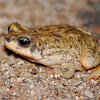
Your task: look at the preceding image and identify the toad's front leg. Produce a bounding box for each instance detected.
[60,55,75,78]
[81,47,100,69]
[81,47,100,79]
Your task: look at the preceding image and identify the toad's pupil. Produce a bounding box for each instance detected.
[20,39,29,45]
[18,37,30,47]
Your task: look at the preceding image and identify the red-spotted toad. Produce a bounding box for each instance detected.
[4,22,100,79]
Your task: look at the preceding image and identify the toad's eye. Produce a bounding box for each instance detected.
[18,37,30,47]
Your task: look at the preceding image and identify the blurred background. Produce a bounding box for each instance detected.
[0,0,100,37]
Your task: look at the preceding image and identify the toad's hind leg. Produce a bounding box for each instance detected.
[61,56,75,78]
[81,47,100,69]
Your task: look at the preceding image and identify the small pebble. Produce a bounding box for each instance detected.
[79,86,83,89]
[17,60,24,65]
[30,85,34,89]
[7,88,16,94]
[76,74,81,79]
[84,90,94,98]
[76,96,79,100]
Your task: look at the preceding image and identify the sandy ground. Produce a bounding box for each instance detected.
[0,0,100,100]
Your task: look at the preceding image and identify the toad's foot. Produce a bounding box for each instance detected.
[81,48,100,69]
[61,58,75,78]
[87,65,100,80]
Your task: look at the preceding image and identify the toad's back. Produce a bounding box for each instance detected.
[28,24,98,53]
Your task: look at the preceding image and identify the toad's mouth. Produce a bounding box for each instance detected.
[4,40,42,63]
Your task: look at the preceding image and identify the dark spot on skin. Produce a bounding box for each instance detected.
[58,26,63,29]
[30,44,37,52]
[31,37,36,43]
[65,26,76,33]
[54,38,60,43]
[34,36,39,39]
[54,34,62,37]
[67,24,75,29]
[39,28,44,31]
[37,48,41,51]
[39,42,41,46]
[49,31,54,34]
[34,30,37,32]
[5,37,12,42]
[37,48,44,57]
[64,30,69,33]
[14,35,18,37]
[75,45,78,49]
[69,36,73,40]
[40,49,43,56]
[98,51,100,55]
[44,28,49,31]
[51,46,55,48]
[57,45,60,48]
[44,42,47,45]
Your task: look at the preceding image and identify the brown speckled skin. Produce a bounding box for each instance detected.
[4,22,100,78]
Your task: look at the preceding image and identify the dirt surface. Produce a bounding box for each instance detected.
[0,0,100,100]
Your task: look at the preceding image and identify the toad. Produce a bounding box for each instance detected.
[4,22,100,79]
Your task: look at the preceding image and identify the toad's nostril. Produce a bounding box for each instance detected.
[5,37,12,42]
